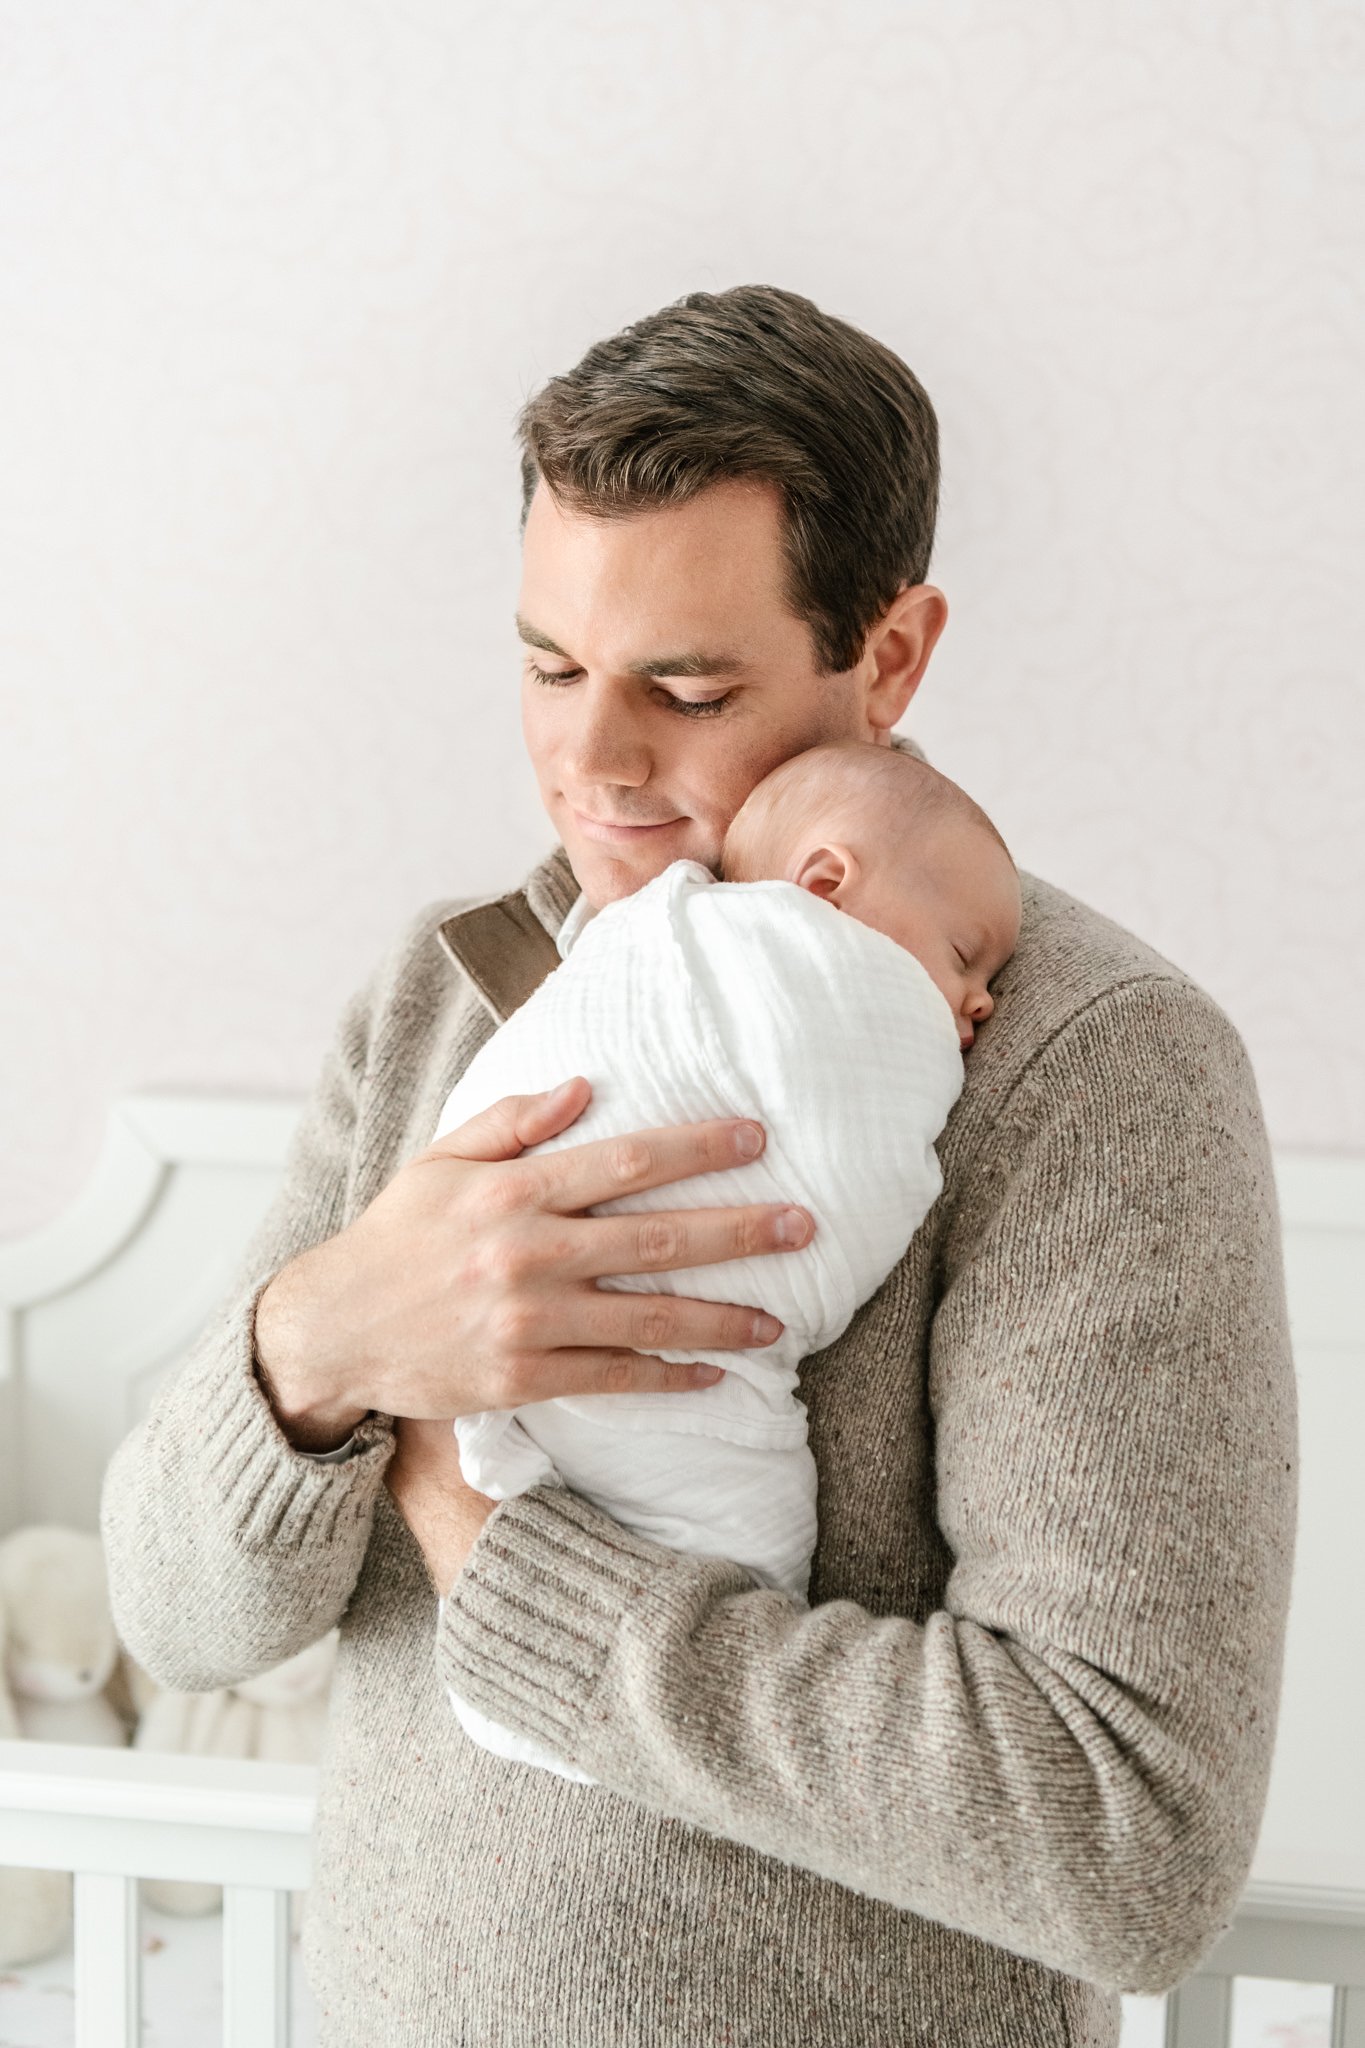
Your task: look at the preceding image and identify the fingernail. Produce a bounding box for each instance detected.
[733,1121,763,1159]
[694,1365,724,1384]
[751,1312,783,1344]
[775,1209,810,1245]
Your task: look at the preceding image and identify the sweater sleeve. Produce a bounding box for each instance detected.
[435,975,1298,1997]
[96,912,437,1692]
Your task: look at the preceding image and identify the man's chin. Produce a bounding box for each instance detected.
[567,833,715,908]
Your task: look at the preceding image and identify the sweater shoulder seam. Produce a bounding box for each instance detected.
[993,967,1221,1124]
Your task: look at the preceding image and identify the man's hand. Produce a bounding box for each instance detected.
[384,1417,498,1597]
[252,1075,815,1445]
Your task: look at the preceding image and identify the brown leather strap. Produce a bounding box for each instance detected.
[436,892,563,1023]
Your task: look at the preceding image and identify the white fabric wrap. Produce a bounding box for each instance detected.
[433,857,964,1618]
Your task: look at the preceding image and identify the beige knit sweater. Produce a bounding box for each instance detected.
[99,737,1298,2047]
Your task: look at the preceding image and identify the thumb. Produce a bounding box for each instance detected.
[429,1076,591,1164]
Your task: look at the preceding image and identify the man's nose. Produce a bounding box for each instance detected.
[566,685,652,785]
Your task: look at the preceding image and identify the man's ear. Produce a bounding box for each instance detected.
[792,842,860,906]
[861,584,948,732]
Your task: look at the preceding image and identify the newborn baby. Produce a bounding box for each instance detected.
[434,739,1022,1782]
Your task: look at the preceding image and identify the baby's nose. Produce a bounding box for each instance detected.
[969,987,994,1023]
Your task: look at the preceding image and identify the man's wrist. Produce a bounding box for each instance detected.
[252,1261,371,1454]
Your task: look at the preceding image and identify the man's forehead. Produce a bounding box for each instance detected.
[518,478,799,643]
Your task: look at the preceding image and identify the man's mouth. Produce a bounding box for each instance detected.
[571,809,682,842]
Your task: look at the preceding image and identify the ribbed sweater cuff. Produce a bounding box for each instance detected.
[176,1276,396,1552]
[435,1486,698,1759]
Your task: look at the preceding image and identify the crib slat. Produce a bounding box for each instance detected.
[1334,1984,1365,2048]
[1163,1971,1232,2048]
[223,1882,291,2047]
[73,1870,140,2048]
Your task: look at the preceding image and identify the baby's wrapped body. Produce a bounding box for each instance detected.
[432,856,965,1779]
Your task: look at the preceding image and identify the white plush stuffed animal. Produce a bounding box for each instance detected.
[0,1526,128,1747]
[0,1527,132,1970]
[0,1593,76,1968]
[136,1629,338,1925]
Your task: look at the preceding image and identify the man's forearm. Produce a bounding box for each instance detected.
[101,1271,392,1693]
[252,1253,373,1452]
[385,1418,498,1594]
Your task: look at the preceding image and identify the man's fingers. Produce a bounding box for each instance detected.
[578,1286,781,1358]
[548,1202,813,1280]
[421,1078,592,1165]
[417,1098,769,1231]
[529,1115,767,1214]
[512,1347,726,1400]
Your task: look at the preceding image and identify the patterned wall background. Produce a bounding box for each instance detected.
[1,0,1360,1238]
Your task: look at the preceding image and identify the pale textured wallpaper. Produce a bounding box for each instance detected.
[1,0,1360,1237]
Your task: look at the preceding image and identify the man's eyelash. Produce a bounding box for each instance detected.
[525,660,733,718]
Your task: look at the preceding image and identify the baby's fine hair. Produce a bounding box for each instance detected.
[723,739,1014,880]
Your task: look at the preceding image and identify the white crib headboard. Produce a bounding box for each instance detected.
[0,1094,1360,1897]
[0,1095,302,1538]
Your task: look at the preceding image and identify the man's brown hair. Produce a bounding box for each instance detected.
[514,284,939,676]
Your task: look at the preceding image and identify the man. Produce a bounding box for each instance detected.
[101,284,1297,2047]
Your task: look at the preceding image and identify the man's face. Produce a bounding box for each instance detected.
[516,478,910,909]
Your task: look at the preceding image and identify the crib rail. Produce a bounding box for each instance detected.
[0,1736,313,2047]
[3,1739,1365,2047]
[1165,1881,1365,2047]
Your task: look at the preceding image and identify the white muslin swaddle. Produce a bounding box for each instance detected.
[434,857,964,1781]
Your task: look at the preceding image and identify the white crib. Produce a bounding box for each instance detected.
[0,1094,1361,2046]
[0,1741,311,2045]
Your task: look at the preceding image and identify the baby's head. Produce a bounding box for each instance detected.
[721,741,1022,1052]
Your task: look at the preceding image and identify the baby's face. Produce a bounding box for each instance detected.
[838,818,1021,1051]
[721,747,1022,1052]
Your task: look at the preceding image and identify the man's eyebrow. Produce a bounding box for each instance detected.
[515,616,570,658]
[515,614,747,679]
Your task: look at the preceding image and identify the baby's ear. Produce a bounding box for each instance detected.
[792,843,857,905]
